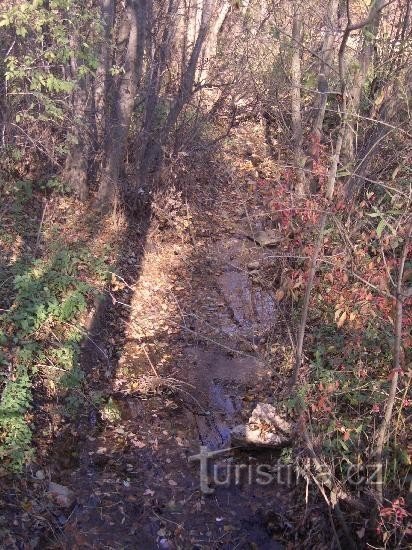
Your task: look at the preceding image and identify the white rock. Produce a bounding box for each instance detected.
[231,403,292,448]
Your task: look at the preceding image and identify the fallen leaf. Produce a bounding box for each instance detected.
[337,310,347,328]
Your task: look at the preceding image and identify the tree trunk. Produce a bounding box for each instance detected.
[137,0,175,185]
[98,0,145,206]
[341,0,386,165]
[312,0,339,135]
[166,0,213,130]
[197,0,230,84]
[291,3,307,196]
[346,81,400,197]
[95,0,116,148]
[138,0,213,184]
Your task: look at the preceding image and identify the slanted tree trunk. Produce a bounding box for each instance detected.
[341,0,386,165]
[98,0,145,206]
[186,0,204,53]
[197,0,230,84]
[326,0,389,199]
[165,0,213,131]
[291,3,307,196]
[347,77,405,197]
[138,0,213,184]
[0,47,7,150]
[137,0,176,185]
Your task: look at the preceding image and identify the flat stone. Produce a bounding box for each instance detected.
[249,229,282,247]
[247,260,260,270]
[231,403,292,448]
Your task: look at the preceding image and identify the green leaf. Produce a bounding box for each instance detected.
[272,27,280,40]
[376,218,386,238]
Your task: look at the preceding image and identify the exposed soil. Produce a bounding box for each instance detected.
[1,124,327,549]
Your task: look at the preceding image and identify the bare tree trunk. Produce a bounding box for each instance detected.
[341,0,386,165]
[325,0,389,199]
[240,0,250,16]
[347,87,397,197]
[138,0,213,184]
[0,46,8,150]
[98,0,145,206]
[137,0,176,184]
[291,3,307,196]
[313,0,339,134]
[166,0,212,129]
[95,0,116,147]
[355,67,411,197]
[186,0,204,50]
[373,222,412,503]
[197,0,230,84]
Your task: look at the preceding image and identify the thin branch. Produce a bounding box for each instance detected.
[34,199,48,258]
[373,221,412,503]
[292,212,327,386]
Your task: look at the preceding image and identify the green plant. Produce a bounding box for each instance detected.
[100,397,122,424]
[0,349,34,473]
[0,244,108,472]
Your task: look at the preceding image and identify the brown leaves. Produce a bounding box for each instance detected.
[336,309,347,328]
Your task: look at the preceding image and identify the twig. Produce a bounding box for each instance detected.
[34,199,48,257]
[303,424,367,500]
[141,342,159,377]
[373,221,412,503]
[292,212,327,386]
[323,107,412,138]
[307,469,342,550]
[9,123,61,167]
[63,321,111,364]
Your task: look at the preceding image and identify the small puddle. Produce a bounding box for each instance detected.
[186,347,267,450]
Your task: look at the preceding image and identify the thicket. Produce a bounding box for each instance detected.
[0,0,410,547]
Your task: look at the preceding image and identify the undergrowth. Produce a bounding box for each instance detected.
[0,245,109,473]
[262,168,411,545]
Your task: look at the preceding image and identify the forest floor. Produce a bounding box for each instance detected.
[1,123,346,549]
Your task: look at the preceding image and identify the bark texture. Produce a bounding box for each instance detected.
[98,0,145,205]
